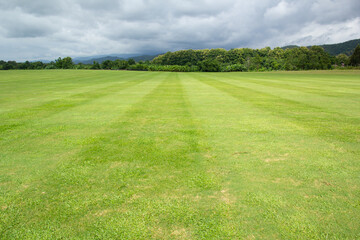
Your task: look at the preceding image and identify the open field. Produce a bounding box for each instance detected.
[0,70,359,239]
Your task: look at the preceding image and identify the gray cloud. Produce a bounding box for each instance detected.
[0,0,67,16]
[0,0,359,61]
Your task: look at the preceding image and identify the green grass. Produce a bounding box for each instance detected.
[0,70,359,239]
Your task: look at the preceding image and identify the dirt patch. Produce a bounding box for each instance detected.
[289,178,302,186]
[94,209,111,217]
[110,161,127,168]
[232,151,249,156]
[264,153,289,163]
[194,195,201,201]
[152,227,164,239]
[128,193,142,202]
[220,189,233,205]
[170,228,189,239]
[209,188,235,205]
[304,194,319,199]
[314,179,332,187]
[272,177,302,186]
[245,235,256,240]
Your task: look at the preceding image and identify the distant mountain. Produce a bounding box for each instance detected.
[282,39,360,56]
[321,39,360,56]
[74,56,124,64]
[131,54,162,62]
[73,53,161,64]
[280,45,299,50]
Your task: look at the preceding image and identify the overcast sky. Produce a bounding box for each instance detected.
[1,0,360,61]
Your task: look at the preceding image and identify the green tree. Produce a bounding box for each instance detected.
[349,45,360,66]
[55,57,74,69]
[198,59,221,72]
[101,60,113,69]
[114,60,129,70]
[55,57,63,69]
[308,46,331,69]
[19,61,31,69]
[335,54,349,66]
[62,57,74,69]
[91,61,101,69]
[127,58,136,65]
[3,61,16,70]
[30,61,45,69]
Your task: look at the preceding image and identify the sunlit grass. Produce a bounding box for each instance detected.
[0,70,359,239]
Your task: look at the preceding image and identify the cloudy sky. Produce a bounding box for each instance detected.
[1,0,360,61]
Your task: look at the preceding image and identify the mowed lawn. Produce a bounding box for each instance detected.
[0,70,359,239]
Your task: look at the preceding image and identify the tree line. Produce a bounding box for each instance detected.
[152,45,360,72]
[1,45,359,72]
[0,57,138,70]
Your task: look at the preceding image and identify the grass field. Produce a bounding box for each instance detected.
[0,70,359,239]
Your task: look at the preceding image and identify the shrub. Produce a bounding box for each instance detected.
[198,59,221,72]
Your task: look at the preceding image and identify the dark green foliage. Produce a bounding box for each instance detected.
[101,60,113,69]
[18,61,31,69]
[112,59,129,70]
[282,39,360,56]
[2,61,16,70]
[198,59,221,72]
[335,54,349,66]
[130,54,160,62]
[45,64,57,69]
[222,64,247,72]
[0,60,46,70]
[152,46,334,71]
[91,61,101,69]
[147,64,199,72]
[55,57,74,69]
[126,63,148,71]
[309,46,332,69]
[321,39,360,56]
[75,63,85,69]
[349,45,360,66]
[29,61,45,69]
[127,58,136,65]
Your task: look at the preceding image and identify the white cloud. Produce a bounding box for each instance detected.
[283,17,360,46]
[264,1,297,21]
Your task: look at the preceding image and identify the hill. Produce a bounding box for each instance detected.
[73,54,161,64]
[321,39,360,56]
[131,54,162,62]
[282,39,360,56]
[74,56,125,64]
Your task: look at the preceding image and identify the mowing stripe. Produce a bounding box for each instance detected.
[0,73,164,182]
[0,71,151,115]
[182,72,360,239]
[1,73,228,239]
[221,75,360,98]
[0,73,166,238]
[1,71,359,239]
[209,74,360,118]
[0,73,159,135]
[193,74,360,145]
